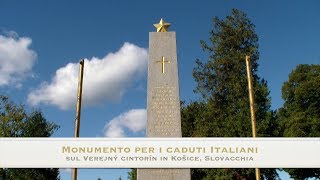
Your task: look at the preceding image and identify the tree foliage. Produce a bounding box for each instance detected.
[279,64,320,137]
[0,95,60,180]
[181,9,279,179]
[128,168,137,180]
[278,64,320,179]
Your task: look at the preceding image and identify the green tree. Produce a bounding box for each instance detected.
[0,95,60,180]
[278,64,320,179]
[181,9,279,179]
[128,168,137,180]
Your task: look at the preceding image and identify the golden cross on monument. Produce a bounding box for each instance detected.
[153,18,171,32]
[156,56,171,74]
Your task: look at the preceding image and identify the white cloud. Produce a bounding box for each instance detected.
[0,31,37,86]
[27,42,148,110]
[104,109,147,137]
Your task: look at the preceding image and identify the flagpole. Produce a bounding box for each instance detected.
[245,55,261,180]
[72,59,84,180]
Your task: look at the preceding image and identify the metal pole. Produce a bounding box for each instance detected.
[245,55,261,180]
[72,59,84,180]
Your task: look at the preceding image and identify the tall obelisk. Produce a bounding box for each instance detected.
[137,19,191,180]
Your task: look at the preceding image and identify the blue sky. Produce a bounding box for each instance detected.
[1,0,319,179]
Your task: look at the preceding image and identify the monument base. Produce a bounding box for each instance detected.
[138,169,191,180]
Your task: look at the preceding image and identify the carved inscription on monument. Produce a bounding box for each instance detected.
[150,86,180,136]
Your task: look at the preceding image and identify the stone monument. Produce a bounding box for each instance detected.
[137,19,191,180]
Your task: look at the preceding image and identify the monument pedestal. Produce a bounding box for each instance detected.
[137,27,191,180]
